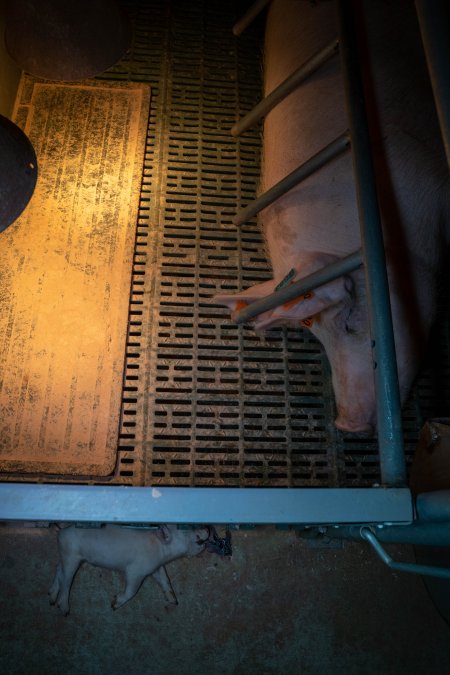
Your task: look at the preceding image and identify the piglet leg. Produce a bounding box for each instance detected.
[51,556,82,616]
[48,563,62,605]
[152,565,178,605]
[112,565,146,610]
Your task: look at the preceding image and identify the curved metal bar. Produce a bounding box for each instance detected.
[361,527,450,580]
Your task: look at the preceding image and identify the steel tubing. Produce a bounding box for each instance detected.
[234,132,350,225]
[233,249,362,325]
[232,0,271,36]
[231,39,340,137]
[337,1,406,487]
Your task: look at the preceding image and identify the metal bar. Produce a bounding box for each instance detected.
[337,1,406,487]
[361,528,450,580]
[0,484,413,525]
[232,0,271,37]
[233,249,362,325]
[311,521,450,547]
[416,490,450,522]
[231,39,340,137]
[234,132,350,225]
[415,0,450,169]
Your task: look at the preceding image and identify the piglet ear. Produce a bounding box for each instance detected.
[156,524,172,544]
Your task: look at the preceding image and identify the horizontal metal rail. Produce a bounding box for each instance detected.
[338,0,406,487]
[231,39,340,137]
[415,0,450,169]
[233,249,362,324]
[234,132,350,225]
[0,484,413,525]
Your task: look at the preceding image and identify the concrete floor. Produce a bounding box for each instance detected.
[1,525,450,674]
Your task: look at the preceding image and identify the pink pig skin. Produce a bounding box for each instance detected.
[215,0,450,433]
[49,524,209,615]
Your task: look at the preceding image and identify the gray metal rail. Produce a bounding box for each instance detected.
[337,0,406,487]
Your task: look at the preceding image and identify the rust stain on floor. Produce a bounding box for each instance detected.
[0,75,150,476]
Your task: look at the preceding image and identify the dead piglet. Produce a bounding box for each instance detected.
[48,523,209,615]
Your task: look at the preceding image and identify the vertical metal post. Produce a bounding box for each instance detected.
[337,1,406,486]
[415,0,450,170]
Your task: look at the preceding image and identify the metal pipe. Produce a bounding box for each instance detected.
[233,249,362,325]
[416,490,450,522]
[234,132,350,225]
[337,1,406,487]
[231,40,340,137]
[415,0,450,169]
[313,521,450,547]
[232,0,271,37]
[361,528,450,580]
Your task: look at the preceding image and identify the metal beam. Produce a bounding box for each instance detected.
[337,1,406,487]
[0,484,413,525]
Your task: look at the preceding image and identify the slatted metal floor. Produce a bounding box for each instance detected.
[3,0,449,488]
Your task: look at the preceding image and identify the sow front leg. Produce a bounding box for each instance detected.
[152,565,178,605]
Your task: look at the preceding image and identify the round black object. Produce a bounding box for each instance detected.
[4,0,131,81]
[0,115,38,233]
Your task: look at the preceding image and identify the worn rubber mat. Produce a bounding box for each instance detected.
[0,75,150,475]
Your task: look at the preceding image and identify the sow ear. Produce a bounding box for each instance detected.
[255,275,354,330]
[213,270,353,331]
[213,278,278,322]
[156,525,172,544]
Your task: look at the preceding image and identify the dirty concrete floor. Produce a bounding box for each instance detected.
[0,525,449,674]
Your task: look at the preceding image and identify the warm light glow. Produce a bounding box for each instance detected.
[0,76,150,475]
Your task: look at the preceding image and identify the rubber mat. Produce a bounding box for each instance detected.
[0,76,150,475]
